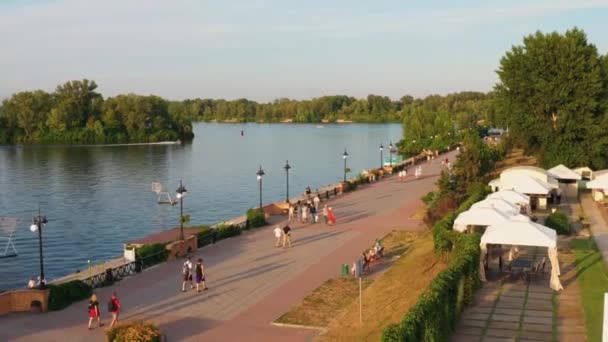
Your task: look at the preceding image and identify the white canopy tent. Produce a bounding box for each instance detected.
[501,175,553,195]
[487,190,531,213]
[586,174,608,190]
[453,207,513,233]
[479,218,562,291]
[547,164,582,181]
[471,198,521,216]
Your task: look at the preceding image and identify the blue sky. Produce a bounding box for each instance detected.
[1,0,607,101]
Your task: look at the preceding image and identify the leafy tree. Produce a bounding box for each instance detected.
[494,28,608,168]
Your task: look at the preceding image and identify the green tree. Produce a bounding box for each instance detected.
[495,28,607,168]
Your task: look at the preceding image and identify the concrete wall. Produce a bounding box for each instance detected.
[166,235,197,260]
[0,289,50,316]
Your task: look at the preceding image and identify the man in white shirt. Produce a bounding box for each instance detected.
[313,195,320,211]
[273,226,283,247]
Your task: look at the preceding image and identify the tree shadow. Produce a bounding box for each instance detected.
[158,316,222,341]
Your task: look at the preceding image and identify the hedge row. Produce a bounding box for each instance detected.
[431,182,489,253]
[382,183,488,341]
[136,243,169,267]
[48,280,92,311]
[246,208,267,228]
[382,234,481,341]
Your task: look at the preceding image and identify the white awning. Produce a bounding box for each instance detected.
[453,207,512,232]
[501,175,553,195]
[480,218,557,248]
[471,198,520,216]
[587,174,608,190]
[487,190,530,205]
[548,164,582,180]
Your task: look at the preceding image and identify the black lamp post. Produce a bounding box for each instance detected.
[176,180,187,240]
[30,208,48,289]
[256,165,265,209]
[389,141,394,167]
[284,160,291,202]
[342,149,349,182]
[379,143,384,169]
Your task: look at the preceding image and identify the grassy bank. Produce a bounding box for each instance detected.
[319,231,446,341]
[572,238,608,341]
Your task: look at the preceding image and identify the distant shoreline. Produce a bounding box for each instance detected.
[1,141,182,148]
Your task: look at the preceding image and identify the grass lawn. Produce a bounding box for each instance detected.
[318,231,446,341]
[274,230,418,328]
[572,238,608,341]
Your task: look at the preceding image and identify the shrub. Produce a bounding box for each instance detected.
[342,181,358,192]
[381,234,481,341]
[246,208,267,228]
[196,225,214,247]
[136,243,169,267]
[214,224,241,241]
[106,321,163,342]
[48,280,92,311]
[545,211,570,235]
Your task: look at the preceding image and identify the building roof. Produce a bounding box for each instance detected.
[547,164,582,180]
[481,217,556,248]
[487,190,530,205]
[453,207,512,232]
[502,175,553,195]
[471,198,520,216]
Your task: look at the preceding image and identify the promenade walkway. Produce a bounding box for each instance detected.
[0,151,456,342]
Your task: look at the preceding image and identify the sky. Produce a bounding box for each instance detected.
[1,0,607,102]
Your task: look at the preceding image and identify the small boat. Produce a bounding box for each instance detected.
[316,125,324,128]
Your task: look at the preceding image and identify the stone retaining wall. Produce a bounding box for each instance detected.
[0,289,50,316]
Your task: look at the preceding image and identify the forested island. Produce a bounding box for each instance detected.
[0,80,194,144]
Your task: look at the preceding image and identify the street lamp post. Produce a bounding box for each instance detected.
[256,165,265,209]
[379,143,384,169]
[342,149,349,182]
[284,160,291,203]
[30,208,48,288]
[389,141,394,167]
[176,180,187,241]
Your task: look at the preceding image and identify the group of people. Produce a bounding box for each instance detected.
[288,194,336,226]
[27,276,46,289]
[87,292,121,330]
[181,256,207,293]
[273,224,293,248]
[352,240,384,276]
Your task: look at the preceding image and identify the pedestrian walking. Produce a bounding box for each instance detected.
[301,204,308,223]
[108,292,121,328]
[327,207,336,225]
[310,205,318,223]
[313,194,320,211]
[322,204,329,224]
[195,258,208,292]
[288,204,295,222]
[282,225,292,248]
[87,294,103,330]
[181,257,193,292]
[274,225,283,247]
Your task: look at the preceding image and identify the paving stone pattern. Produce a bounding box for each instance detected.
[452,245,586,342]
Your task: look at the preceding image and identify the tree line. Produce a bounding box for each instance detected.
[0,80,194,144]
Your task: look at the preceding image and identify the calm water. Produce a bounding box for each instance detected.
[0,123,401,290]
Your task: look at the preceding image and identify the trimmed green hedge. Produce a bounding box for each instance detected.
[48,280,92,311]
[545,211,570,235]
[246,208,267,228]
[214,224,241,240]
[136,243,169,266]
[382,183,488,340]
[382,230,481,341]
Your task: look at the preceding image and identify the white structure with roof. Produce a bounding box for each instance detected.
[471,198,521,216]
[453,207,513,233]
[547,164,581,199]
[587,174,608,202]
[489,166,557,210]
[479,217,562,291]
[487,190,531,214]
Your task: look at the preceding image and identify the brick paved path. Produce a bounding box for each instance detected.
[452,244,586,342]
[0,152,455,342]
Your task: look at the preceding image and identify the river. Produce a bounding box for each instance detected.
[0,123,402,290]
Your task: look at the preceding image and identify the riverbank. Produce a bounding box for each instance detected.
[0,149,456,342]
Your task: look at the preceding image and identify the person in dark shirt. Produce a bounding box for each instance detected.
[282,225,292,248]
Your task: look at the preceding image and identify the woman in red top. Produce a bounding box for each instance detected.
[108,292,121,328]
[87,294,103,330]
[108,292,120,329]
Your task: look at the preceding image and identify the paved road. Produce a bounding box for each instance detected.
[0,151,456,342]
